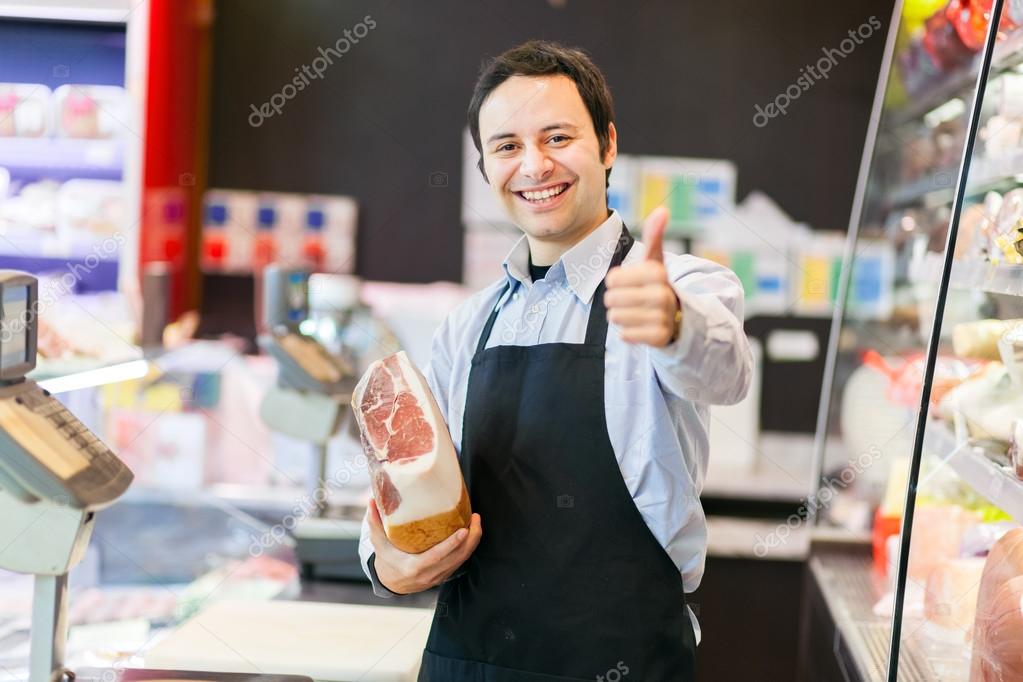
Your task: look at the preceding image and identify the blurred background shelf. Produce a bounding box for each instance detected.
[884,30,1023,131]
[910,252,1023,298]
[0,137,123,181]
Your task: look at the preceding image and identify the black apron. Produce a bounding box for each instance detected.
[419,227,697,681]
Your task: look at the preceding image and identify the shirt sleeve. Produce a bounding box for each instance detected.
[649,254,754,406]
[358,314,456,594]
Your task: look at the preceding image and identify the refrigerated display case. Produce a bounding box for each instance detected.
[807,0,1023,679]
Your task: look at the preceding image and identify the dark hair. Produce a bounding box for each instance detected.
[467,40,615,186]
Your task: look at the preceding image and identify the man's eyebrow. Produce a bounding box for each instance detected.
[485,122,580,145]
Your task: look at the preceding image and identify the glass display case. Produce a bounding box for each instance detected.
[809,0,1023,679]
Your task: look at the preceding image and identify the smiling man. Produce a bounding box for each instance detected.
[359,40,753,681]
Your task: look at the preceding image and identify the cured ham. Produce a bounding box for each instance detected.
[353,351,470,553]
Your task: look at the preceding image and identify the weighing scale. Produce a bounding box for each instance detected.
[257,266,364,580]
[0,270,312,682]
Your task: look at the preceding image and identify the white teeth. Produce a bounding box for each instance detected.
[521,184,567,202]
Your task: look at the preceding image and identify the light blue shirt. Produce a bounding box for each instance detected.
[360,210,754,641]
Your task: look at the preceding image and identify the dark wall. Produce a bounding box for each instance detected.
[208,0,895,284]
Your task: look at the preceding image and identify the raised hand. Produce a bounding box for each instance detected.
[604,206,682,347]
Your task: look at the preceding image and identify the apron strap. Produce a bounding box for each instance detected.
[475,283,511,356]
[474,224,635,354]
[584,226,634,346]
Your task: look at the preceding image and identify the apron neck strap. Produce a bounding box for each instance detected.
[475,224,635,354]
[584,225,634,346]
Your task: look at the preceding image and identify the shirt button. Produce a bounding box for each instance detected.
[530,305,540,313]
[513,293,520,300]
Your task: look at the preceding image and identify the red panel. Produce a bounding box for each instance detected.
[141,0,210,319]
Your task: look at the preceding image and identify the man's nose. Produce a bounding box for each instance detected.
[519,144,554,183]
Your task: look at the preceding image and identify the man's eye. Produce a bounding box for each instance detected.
[496,143,517,153]
[548,135,569,144]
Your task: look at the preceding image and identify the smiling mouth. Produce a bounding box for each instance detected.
[515,182,572,205]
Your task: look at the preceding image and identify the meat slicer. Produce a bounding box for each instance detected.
[257,265,365,580]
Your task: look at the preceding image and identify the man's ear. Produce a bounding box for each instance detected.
[604,122,618,168]
[477,157,490,184]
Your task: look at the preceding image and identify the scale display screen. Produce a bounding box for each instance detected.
[0,286,28,371]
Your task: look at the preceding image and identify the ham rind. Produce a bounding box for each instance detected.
[353,351,470,553]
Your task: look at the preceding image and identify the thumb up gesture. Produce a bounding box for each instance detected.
[604,206,682,347]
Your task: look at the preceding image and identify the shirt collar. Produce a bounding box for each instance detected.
[501,210,626,305]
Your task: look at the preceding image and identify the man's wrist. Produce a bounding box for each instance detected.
[368,552,405,596]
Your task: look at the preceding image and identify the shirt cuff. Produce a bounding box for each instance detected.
[367,553,403,598]
[652,290,700,364]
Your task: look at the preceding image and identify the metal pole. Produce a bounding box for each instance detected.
[30,573,68,682]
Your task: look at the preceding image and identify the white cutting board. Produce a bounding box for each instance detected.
[144,600,433,682]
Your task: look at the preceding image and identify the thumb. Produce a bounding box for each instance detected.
[642,206,669,263]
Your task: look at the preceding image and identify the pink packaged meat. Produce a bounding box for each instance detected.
[353,351,470,553]
[970,528,1023,681]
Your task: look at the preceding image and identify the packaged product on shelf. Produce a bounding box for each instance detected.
[0,83,50,137]
[923,4,976,71]
[907,505,982,582]
[249,193,306,270]
[954,193,1001,261]
[52,84,129,140]
[201,189,257,273]
[1010,419,1023,478]
[994,221,1023,264]
[56,178,126,241]
[990,188,1023,263]
[308,194,357,274]
[938,362,1023,449]
[923,556,985,637]
[0,179,59,233]
[953,319,1023,360]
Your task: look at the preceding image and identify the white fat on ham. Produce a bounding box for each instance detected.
[352,351,469,550]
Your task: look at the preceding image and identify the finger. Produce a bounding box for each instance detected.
[605,287,658,308]
[439,514,483,575]
[619,325,671,346]
[642,206,669,263]
[605,262,665,288]
[608,307,667,327]
[416,518,471,562]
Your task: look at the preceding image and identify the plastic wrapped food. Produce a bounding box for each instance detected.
[353,351,470,553]
[0,83,50,137]
[925,557,986,635]
[971,529,1023,680]
[938,363,1023,444]
[954,319,1023,361]
[908,505,981,582]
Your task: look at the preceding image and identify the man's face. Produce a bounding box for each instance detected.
[478,74,616,250]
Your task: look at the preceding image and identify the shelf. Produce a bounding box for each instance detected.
[924,420,1023,522]
[811,547,940,681]
[0,137,123,181]
[888,150,1023,208]
[884,30,1023,131]
[910,252,1023,297]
